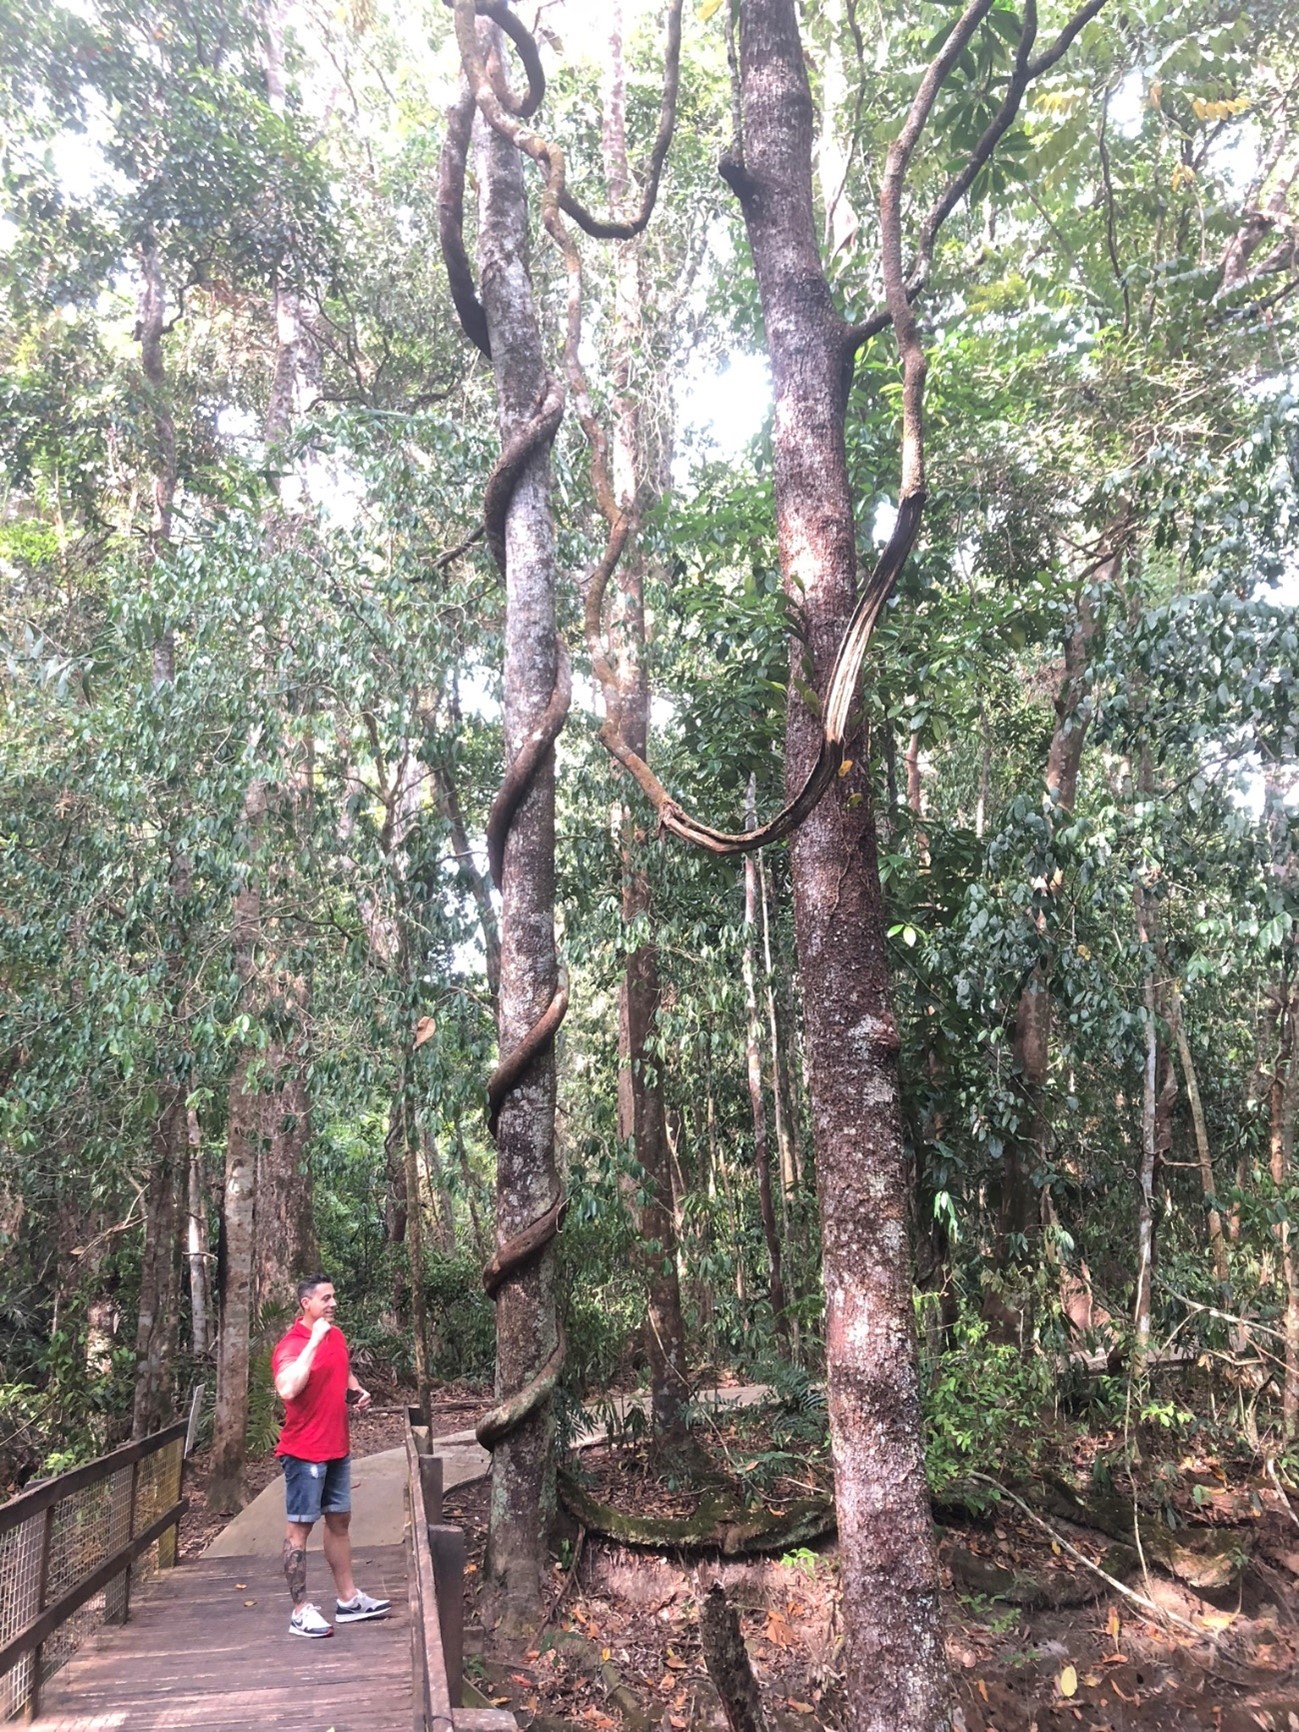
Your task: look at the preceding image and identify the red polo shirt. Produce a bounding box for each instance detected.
[272,1319,351,1461]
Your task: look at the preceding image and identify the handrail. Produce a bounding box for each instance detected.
[0,1421,186,1539]
[0,1418,188,1722]
[404,1408,514,1732]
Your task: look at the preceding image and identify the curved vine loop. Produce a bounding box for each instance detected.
[476,1316,566,1449]
[475,1191,568,1448]
[447,10,574,1459]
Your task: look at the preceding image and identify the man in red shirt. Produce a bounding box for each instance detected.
[272,1273,391,1638]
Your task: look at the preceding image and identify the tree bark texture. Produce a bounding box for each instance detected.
[699,1584,768,1732]
[476,71,563,1634]
[732,4,947,1725]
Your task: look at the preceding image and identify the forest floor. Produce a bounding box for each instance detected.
[181,1387,1299,1731]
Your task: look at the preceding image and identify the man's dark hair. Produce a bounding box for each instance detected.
[296,1273,333,1305]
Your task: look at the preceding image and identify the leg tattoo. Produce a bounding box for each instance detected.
[283,1540,308,1606]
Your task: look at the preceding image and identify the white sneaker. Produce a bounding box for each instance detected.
[335,1588,390,1623]
[289,1602,334,1638]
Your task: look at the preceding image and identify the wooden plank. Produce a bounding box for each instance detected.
[0,1422,186,1537]
[428,1522,465,1709]
[420,1451,444,1523]
[32,1545,414,1731]
[452,1711,518,1731]
[413,1481,453,1723]
[0,1499,184,1675]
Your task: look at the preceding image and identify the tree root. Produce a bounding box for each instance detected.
[1029,1473,1254,1591]
[559,1474,834,1556]
[944,1536,1138,1609]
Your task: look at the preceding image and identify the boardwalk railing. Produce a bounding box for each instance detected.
[0,1418,187,1722]
[405,1409,514,1732]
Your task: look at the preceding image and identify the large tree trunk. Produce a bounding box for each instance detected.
[603,2,689,1444]
[729,5,946,1723]
[476,59,563,1635]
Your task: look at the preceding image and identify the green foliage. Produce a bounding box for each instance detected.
[920,1303,1058,1493]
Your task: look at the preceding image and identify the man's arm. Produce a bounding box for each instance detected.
[274,1319,331,1401]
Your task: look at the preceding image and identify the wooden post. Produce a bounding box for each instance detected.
[420,1453,443,1524]
[428,1523,465,1709]
[28,1503,56,1719]
[158,1439,182,1568]
[104,1461,139,1625]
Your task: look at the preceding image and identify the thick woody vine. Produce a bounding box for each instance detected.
[441,0,1110,1452]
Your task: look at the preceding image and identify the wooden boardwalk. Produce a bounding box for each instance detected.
[27,1545,413,1732]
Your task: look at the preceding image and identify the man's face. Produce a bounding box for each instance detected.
[301,1283,337,1324]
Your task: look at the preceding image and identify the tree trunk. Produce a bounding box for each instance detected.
[744,782,788,1344]
[1003,569,1108,1262]
[254,1016,315,1317]
[132,1097,183,1437]
[403,1088,433,1427]
[1133,961,1159,1373]
[602,2,689,1444]
[1270,984,1299,1440]
[209,1076,257,1511]
[730,5,945,1722]
[131,237,185,1439]
[186,1106,211,1356]
[476,52,563,1635]
[758,851,800,1204]
[1165,982,1232,1299]
[209,779,266,1501]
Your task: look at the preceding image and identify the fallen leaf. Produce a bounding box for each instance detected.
[1082,1673,1101,1687]
[235,1583,246,1590]
[510,1673,533,1686]
[1058,1663,1078,1698]
[1201,1608,1236,1631]
[244,1599,257,1607]
[1111,1681,1138,1704]
[785,1703,815,1716]
[977,1680,988,1702]
[764,1612,794,1647]
[665,1652,688,1670]
[1107,1606,1121,1641]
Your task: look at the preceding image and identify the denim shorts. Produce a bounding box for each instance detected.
[282,1454,351,1523]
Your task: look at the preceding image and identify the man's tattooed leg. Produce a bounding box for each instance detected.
[283,1539,308,1606]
